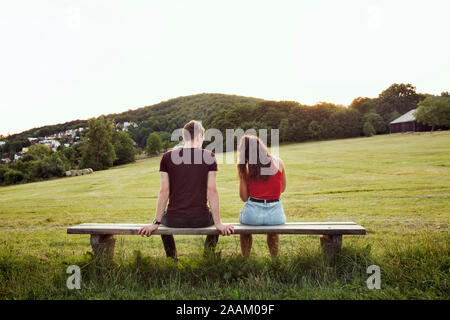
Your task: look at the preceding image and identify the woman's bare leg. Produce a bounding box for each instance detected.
[240,234,253,259]
[266,233,279,258]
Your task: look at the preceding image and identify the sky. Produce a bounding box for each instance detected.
[1,0,449,136]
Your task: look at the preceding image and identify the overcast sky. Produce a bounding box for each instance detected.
[1,0,449,135]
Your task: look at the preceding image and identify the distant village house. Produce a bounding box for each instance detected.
[1,157,12,164]
[120,122,138,132]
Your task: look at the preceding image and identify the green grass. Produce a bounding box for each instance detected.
[0,131,449,299]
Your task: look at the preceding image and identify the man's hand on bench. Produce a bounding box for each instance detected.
[137,223,234,237]
[215,223,234,236]
[138,224,159,237]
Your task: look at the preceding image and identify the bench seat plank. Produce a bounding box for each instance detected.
[67,222,366,236]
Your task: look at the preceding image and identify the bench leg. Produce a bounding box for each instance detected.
[320,235,342,261]
[90,234,115,261]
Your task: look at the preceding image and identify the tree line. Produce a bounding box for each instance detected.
[1,84,449,186]
[205,84,449,142]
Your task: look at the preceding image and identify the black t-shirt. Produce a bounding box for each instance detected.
[159,147,218,218]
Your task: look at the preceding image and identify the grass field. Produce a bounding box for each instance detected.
[0,132,449,299]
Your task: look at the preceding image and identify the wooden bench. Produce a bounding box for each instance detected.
[67,222,366,261]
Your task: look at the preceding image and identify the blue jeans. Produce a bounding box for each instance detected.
[239,199,286,226]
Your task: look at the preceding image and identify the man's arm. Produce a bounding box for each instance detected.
[155,172,170,221]
[207,171,234,236]
[139,172,170,237]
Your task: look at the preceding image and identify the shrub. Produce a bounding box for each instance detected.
[363,112,387,134]
[0,164,7,185]
[4,169,25,185]
[363,121,376,137]
[32,153,67,179]
[9,160,33,182]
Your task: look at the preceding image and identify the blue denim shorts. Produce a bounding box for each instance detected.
[239,198,286,226]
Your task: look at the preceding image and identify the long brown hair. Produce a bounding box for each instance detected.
[237,134,274,183]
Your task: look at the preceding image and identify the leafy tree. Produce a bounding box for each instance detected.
[387,110,401,123]
[363,112,387,134]
[308,121,322,140]
[9,141,23,155]
[376,83,423,120]
[128,124,152,148]
[32,153,68,179]
[238,121,268,131]
[322,109,363,139]
[61,146,79,168]
[287,120,308,142]
[111,131,135,165]
[81,116,116,170]
[363,121,376,137]
[146,132,163,156]
[155,131,177,152]
[279,119,290,142]
[162,141,177,152]
[416,97,450,131]
[349,97,377,114]
[21,144,52,162]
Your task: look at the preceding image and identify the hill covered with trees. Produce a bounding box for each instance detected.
[1,93,263,157]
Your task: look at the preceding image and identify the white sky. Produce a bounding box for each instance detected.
[1,0,449,135]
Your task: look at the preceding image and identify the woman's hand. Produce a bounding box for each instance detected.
[138,224,159,237]
[215,223,234,236]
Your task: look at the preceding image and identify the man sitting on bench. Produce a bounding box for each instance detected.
[138,120,234,259]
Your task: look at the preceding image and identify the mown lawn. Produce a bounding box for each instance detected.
[0,131,449,299]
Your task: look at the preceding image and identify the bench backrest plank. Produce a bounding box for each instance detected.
[67,222,366,236]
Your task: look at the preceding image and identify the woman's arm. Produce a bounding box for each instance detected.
[239,176,248,202]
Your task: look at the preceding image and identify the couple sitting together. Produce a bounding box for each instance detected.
[139,120,287,259]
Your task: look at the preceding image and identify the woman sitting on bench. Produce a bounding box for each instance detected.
[237,134,287,258]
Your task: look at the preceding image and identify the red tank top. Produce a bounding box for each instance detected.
[247,168,282,200]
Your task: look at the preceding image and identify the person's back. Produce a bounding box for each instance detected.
[138,120,234,259]
[247,163,283,200]
[160,147,217,224]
